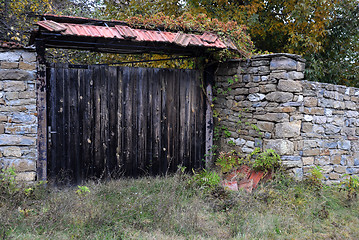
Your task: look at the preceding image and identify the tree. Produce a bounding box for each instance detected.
[305,0,359,86]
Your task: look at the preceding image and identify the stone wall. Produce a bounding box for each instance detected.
[0,44,37,181]
[214,53,359,183]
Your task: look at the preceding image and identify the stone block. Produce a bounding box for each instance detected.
[303,107,325,115]
[15,172,36,181]
[18,91,36,99]
[10,113,36,124]
[1,62,19,69]
[248,93,265,102]
[297,62,305,72]
[0,134,36,146]
[259,84,276,93]
[3,81,26,92]
[252,60,270,67]
[315,156,330,165]
[264,139,294,155]
[334,166,346,173]
[7,98,36,106]
[0,124,4,134]
[303,149,320,156]
[329,172,340,180]
[21,52,37,62]
[277,80,303,93]
[303,157,314,165]
[19,62,36,71]
[270,57,297,71]
[324,124,341,135]
[275,121,301,138]
[5,92,19,100]
[313,116,327,124]
[257,121,274,132]
[3,146,22,157]
[301,122,313,133]
[0,52,21,62]
[345,101,356,110]
[266,92,293,102]
[269,71,289,79]
[338,140,351,150]
[0,69,33,81]
[304,97,317,107]
[0,115,7,122]
[288,71,305,80]
[254,113,289,122]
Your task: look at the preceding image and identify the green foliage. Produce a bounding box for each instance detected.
[250,148,281,172]
[216,151,241,173]
[307,166,324,190]
[340,174,359,201]
[75,185,91,196]
[189,169,221,191]
[0,167,19,197]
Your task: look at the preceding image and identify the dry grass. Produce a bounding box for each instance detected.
[1,171,359,239]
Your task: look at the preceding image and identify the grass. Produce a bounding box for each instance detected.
[1,171,359,239]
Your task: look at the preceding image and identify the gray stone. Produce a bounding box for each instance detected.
[288,71,305,80]
[257,121,274,132]
[303,115,313,121]
[0,52,21,62]
[281,156,301,161]
[3,146,22,157]
[3,81,26,92]
[15,172,36,182]
[313,116,327,124]
[281,102,302,107]
[10,113,36,124]
[297,62,305,72]
[270,57,297,71]
[264,139,294,155]
[269,71,289,79]
[324,124,341,135]
[266,92,293,102]
[0,135,36,146]
[19,62,36,71]
[252,60,270,67]
[338,140,351,150]
[275,121,301,138]
[302,157,314,165]
[259,84,276,93]
[346,111,359,118]
[21,52,36,62]
[254,113,289,122]
[334,166,346,173]
[0,70,33,81]
[248,93,265,102]
[304,97,317,107]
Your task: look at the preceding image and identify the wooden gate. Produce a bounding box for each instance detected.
[47,64,206,182]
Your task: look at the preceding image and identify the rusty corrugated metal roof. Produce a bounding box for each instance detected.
[35,18,236,51]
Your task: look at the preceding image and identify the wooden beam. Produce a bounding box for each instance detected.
[36,41,47,182]
[204,65,215,169]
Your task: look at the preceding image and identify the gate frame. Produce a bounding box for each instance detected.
[32,17,225,182]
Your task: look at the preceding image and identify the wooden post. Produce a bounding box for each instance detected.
[36,41,47,182]
[204,65,215,169]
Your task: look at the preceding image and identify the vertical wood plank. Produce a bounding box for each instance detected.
[152,68,161,175]
[108,66,118,178]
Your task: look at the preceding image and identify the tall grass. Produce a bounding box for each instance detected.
[1,171,359,239]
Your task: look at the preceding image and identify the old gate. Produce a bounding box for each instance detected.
[47,64,206,182]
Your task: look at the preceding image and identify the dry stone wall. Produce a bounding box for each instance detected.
[214,53,359,183]
[0,45,37,181]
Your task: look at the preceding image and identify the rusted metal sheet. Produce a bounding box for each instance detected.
[37,20,67,32]
[35,19,237,51]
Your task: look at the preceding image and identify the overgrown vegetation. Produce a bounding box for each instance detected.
[1,169,359,239]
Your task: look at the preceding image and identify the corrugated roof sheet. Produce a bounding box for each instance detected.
[36,19,236,51]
